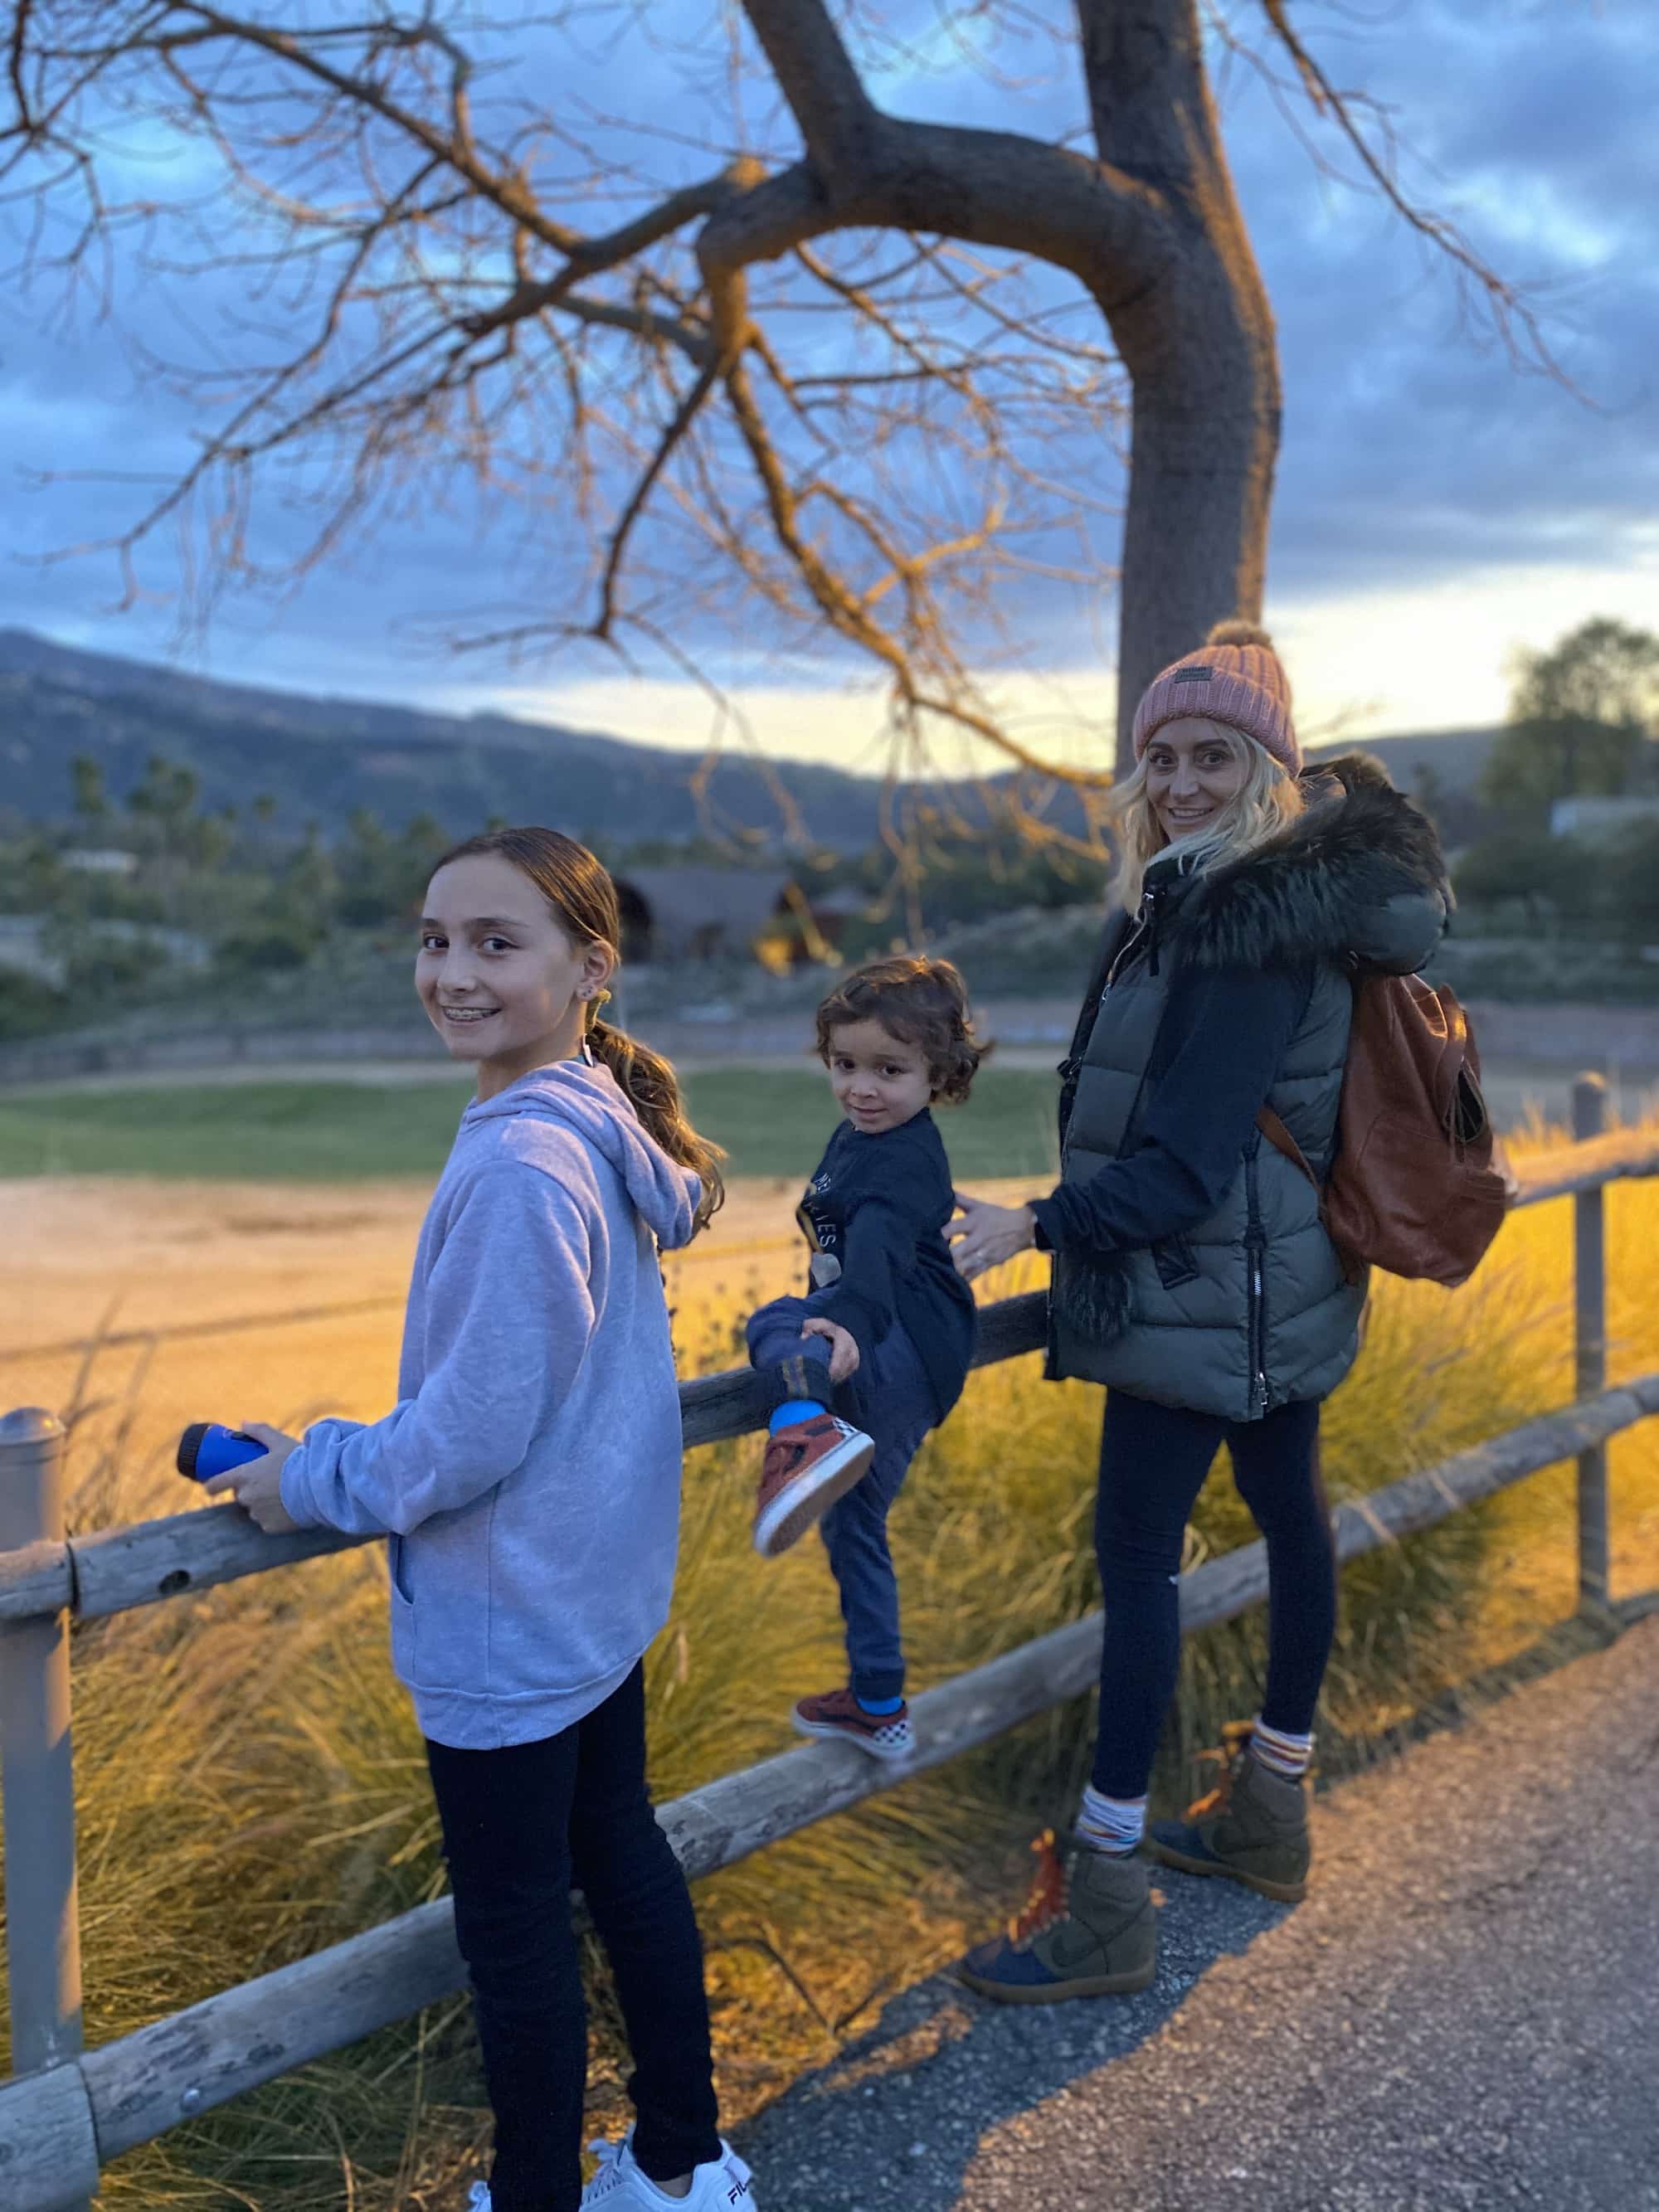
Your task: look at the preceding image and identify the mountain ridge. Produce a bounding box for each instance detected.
[0,627,1498,849]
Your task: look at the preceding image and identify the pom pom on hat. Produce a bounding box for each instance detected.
[1204,618,1275,650]
[1131,618,1299,775]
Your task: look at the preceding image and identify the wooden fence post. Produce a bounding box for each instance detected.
[1573,1076,1610,1611]
[0,1407,89,2127]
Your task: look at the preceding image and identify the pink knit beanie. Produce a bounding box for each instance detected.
[1131,620,1299,776]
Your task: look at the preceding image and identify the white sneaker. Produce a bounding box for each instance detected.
[581,2128,755,2207]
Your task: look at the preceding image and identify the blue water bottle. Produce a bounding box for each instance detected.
[177,1423,269,1482]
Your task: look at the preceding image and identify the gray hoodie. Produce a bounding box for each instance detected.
[280,1060,702,1750]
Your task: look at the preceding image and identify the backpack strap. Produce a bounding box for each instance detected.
[1254,1106,1320,1193]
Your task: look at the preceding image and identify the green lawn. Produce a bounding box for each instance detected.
[0,1067,1063,1183]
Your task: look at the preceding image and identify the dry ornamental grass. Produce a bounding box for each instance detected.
[1,1125,1657,2209]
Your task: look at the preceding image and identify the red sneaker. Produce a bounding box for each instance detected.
[752,1414,874,1559]
[792,1686,915,1762]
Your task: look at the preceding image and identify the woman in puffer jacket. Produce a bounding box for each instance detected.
[948,621,1450,2003]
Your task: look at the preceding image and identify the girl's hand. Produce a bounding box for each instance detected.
[947,1193,1038,1282]
[800,1315,860,1383]
[201,1422,302,1534]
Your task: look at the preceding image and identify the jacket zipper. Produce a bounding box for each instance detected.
[1243,1145,1268,1415]
[1058,907,1146,1157]
[1052,879,1167,1366]
[1142,882,1163,977]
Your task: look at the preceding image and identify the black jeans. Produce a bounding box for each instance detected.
[425,1665,720,2212]
[1092,1390,1336,1799]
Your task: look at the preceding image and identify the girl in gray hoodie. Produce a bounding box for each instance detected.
[207,829,755,2212]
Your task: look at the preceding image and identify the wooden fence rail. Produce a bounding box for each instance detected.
[2,1108,1657,2212]
[7,1128,1658,1638]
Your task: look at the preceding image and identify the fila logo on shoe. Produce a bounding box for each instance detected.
[726,2180,751,2204]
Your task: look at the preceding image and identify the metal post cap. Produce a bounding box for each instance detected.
[0,1408,66,1446]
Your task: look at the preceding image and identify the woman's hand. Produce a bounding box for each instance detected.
[800,1315,860,1383]
[948,1193,1038,1282]
[201,1422,302,1534]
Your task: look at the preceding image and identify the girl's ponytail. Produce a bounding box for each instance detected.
[433,824,726,1233]
[587,1013,726,1232]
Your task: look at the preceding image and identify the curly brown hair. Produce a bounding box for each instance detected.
[814,956,989,1106]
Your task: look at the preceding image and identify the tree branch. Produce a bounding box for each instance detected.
[592,359,723,640]
[7,0,35,139]
[1251,0,1568,376]
[698,114,1169,309]
[459,162,769,342]
[737,0,878,174]
[129,3,580,254]
[1073,0,1213,202]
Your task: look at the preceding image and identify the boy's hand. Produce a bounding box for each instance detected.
[201,1422,302,1534]
[947,1192,1038,1281]
[800,1315,860,1383]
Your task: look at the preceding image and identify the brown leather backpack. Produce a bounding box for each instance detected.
[1256,975,1513,1288]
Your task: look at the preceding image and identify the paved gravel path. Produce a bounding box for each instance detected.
[737,1615,1659,2211]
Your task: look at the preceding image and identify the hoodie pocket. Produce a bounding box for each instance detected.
[387,1535,418,1681]
[389,1532,414,1606]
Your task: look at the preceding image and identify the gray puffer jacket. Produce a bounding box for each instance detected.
[1048,756,1449,1421]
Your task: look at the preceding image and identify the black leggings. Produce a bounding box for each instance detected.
[1091,1390,1336,1800]
[425,1665,720,2212]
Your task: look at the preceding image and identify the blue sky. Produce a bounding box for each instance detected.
[2,0,1654,772]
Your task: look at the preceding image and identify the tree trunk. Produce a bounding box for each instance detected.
[1108,265,1280,771]
[1080,1,1282,771]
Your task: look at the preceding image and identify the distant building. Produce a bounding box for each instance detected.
[615,867,839,970]
[0,916,211,989]
[61,848,139,877]
[1550,796,1659,841]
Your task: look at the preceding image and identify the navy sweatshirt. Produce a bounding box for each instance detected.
[797,1110,977,1423]
[1029,952,1313,1257]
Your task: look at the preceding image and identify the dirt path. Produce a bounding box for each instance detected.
[737,1610,1659,2211]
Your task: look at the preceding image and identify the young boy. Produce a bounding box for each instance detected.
[746,957,985,1761]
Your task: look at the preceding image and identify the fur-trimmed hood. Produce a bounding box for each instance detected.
[1162,752,1451,975]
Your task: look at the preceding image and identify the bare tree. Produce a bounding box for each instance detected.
[2,2,1545,788]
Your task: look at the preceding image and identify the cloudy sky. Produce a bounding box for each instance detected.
[2,0,1654,772]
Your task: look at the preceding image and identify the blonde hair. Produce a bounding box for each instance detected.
[1108,722,1304,913]
[434,826,726,1232]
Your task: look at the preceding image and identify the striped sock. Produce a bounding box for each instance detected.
[1250,1716,1314,1781]
[1076,1784,1146,1857]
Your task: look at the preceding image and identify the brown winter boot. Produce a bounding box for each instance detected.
[958,1830,1157,2003]
[1148,1722,1311,1903]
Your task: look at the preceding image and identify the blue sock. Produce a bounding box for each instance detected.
[770,1398,826,1433]
[855,1693,903,1715]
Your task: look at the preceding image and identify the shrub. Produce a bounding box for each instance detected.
[216,922,317,973]
[1452,829,1594,925]
[0,966,68,1038]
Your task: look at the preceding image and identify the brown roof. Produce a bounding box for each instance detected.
[615,868,796,955]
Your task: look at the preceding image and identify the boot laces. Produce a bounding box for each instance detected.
[1009,1828,1069,1949]
[1180,1719,1257,1823]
